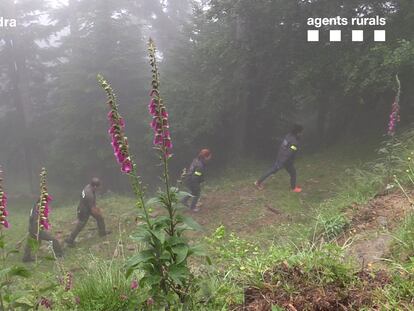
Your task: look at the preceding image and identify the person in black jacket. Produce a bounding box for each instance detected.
[255,125,303,192]
[182,149,212,212]
[22,200,63,262]
[65,178,110,247]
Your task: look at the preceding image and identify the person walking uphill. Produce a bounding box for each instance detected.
[65,178,110,247]
[255,124,304,192]
[23,200,63,262]
[182,149,212,212]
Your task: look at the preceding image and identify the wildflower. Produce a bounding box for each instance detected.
[37,168,52,231]
[387,100,400,136]
[130,279,138,290]
[64,272,73,291]
[40,297,52,309]
[0,168,9,229]
[388,75,401,136]
[98,75,134,174]
[148,39,173,157]
[147,297,154,306]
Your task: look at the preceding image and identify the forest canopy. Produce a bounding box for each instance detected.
[0,0,413,193]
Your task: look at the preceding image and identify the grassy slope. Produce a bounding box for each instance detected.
[4,139,381,276]
[192,140,380,244]
[3,131,414,309]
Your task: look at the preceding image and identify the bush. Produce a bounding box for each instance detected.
[314,214,350,241]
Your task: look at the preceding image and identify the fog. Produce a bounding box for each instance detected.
[0,1,414,309]
[0,0,413,197]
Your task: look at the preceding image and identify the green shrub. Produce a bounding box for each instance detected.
[314,214,350,241]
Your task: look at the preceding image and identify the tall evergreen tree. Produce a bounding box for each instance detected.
[0,0,52,193]
[47,0,149,189]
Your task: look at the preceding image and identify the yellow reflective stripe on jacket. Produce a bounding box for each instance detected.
[290,145,298,151]
[194,171,203,176]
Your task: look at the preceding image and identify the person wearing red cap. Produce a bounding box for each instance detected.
[182,149,212,212]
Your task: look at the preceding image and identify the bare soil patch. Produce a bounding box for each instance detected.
[234,191,413,310]
[342,190,413,266]
[234,262,390,311]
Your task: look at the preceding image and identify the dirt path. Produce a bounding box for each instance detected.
[188,185,293,238]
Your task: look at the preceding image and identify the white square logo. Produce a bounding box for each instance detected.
[374,30,386,42]
[307,30,319,42]
[330,30,341,42]
[352,30,364,42]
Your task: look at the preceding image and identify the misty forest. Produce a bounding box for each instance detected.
[0,0,414,310]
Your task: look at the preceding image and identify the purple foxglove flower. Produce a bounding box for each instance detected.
[130,279,138,290]
[148,39,173,156]
[150,118,159,130]
[148,99,157,116]
[37,168,52,231]
[160,108,168,118]
[164,139,173,149]
[0,170,9,229]
[153,134,163,145]
[40,297,52,309]
[64,272,73,291]
[121,160,132,173]
[107,110,114,121]
[147,297,155,306]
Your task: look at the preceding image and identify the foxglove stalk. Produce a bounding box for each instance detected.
[388,75,401,136]
[37,168,52,231]
[97,74,151,226]
[148,39,173,157]
[64,272,73,291]
[0,168,9,229]
[98,75,133,174]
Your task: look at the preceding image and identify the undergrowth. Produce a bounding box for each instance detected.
[67,258,142,311]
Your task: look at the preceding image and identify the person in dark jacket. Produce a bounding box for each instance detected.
[65,178,110,247]
[255,125,303,192]
[22,200,63,262]
[182,149,212,212]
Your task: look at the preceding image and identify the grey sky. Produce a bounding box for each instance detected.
[48,0,68,8]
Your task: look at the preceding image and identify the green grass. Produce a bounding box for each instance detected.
[196,141,382,246]
[4,195,137,279]
[2,129,414,309]
[72,258,143,311]
[2,139,387,277]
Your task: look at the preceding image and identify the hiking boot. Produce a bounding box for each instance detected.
[254,181,264,190]
[292,186,302,193]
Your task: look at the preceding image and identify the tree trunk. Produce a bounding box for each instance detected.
[231,13,251,156]
[4,28,35,194]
